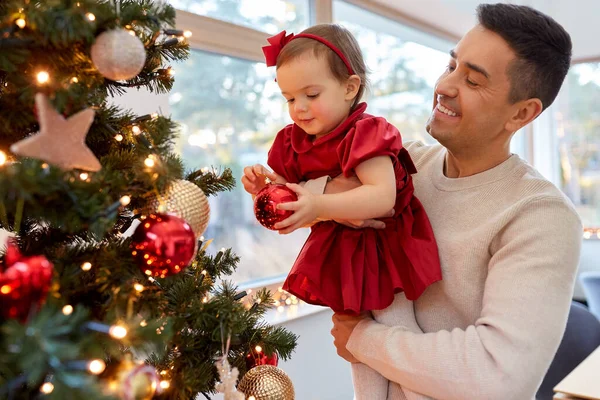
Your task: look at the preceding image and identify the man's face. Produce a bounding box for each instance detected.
[426,25,519,154]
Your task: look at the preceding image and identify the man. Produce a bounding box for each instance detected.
[327,3,582,399]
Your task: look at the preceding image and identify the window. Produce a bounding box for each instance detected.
[170,1,459,285]
[169,0,309,34]
[334,1,453,144]
[170,50,309,283]
[555,62,600,229]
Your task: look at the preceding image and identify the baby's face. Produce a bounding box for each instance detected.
[277,54,353,139]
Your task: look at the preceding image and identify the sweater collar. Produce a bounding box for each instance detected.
[432,149,522,191]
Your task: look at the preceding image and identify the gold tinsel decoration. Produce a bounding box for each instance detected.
[237,365,294,400]
[147,179,210,239]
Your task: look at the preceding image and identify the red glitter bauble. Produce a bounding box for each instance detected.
[0,241,53,322]
[254,184,298,230]
[245,349,279,370]
[130,213,196,278]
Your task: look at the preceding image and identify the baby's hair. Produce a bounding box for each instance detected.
[276,24,369,108]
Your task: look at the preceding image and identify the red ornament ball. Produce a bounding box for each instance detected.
[0,241,53,322]
[246,349,279,370]
[254,184,298,230]
[131,213,196,278]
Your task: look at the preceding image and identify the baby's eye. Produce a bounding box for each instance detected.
[307,93,320,99]
[286,98,295,103]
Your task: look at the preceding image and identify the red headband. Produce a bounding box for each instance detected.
[262,30,355,75]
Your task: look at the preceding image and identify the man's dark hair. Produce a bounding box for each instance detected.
[477,3,572,111]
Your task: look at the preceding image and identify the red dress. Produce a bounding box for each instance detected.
[267,103,441,314]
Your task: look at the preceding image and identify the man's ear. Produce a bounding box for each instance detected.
[505,97,543,132]
[345,75,361,101]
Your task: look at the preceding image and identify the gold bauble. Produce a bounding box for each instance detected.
[237,365,294,400]
[148,179,210,239]
[91,29,146,81]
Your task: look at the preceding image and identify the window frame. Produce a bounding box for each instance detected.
[172,1,459,303]
[533,56,600,236]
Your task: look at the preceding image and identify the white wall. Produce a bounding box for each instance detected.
[277,310,354,400]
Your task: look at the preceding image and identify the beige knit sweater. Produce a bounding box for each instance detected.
[346,141,583,400]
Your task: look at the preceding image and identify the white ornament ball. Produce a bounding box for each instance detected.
[148,180,211,239]
[91,29,146,81]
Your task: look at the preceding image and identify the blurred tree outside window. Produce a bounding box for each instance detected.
[556,62,600,229]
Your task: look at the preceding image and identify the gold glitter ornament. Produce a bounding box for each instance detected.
[91,29,146,81]
[147,180,210,239]
[237,365,294,400]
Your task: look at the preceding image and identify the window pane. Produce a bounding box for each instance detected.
[334,1,454,144]
[169,0,309,34]
[556,62,600,228]
[170,50,308,284]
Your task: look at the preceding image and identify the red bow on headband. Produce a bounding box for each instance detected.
[262,30,295,67]
[262,30,355,75]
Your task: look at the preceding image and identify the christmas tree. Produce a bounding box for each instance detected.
[0,1,297,399]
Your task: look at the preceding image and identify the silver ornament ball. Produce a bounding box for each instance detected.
[91,29,146,81]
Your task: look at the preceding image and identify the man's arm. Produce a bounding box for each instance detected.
[345,198,582,400]
[302,174,390,229]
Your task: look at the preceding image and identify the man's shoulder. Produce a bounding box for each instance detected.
[509,158,580,220]
[403,140,444,168]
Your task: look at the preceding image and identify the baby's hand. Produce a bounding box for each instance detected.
[241,164,286,195]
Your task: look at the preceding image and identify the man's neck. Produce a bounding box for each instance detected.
[444,148,511,178]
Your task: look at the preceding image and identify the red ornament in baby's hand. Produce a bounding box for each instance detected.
[254,184,297,230]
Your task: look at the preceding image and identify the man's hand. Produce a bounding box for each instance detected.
[325,174,362,195]
[326,174,394,229]
[335,208,394,229]
[331,312,370,363]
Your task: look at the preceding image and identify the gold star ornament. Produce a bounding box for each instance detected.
[11,93,101,171]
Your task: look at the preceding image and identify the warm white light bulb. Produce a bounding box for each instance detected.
[115,134,123,142]
[15,18,26,29]
[62,305,74,315]
[79,172,88,180]
[108,325,127,339]
[86,13,95,21]
[81,262,92,271]
[160,380,170,389]
[88,359,106,375]
[40,382,54,394]
[120,195,131,206]
[144,157,155,168]
[134,283,144,292]
[36,71,49,84]
[0,151,7,166]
